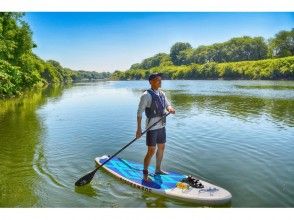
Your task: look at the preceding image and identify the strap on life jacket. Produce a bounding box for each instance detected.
[145,89,166,125]
[145,89,165,118]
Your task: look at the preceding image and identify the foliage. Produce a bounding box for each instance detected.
[71,70,111,81]
[170,42,192,65]
[111,56,294,80]
[1,13,293,97]
[113,28,294,80]
[268,29,294,58]
[0,13,109,98]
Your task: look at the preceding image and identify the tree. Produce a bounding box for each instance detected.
[268,29,294,57]
[170,42,192,65]
[0,13,35,65]
[187,36,268,64]
[130,53,172,69]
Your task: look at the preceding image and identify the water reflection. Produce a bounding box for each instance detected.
[0,85,65,207]
[75,184,98,198]
[130,88,294,128]
[141,191,232,208]
[168,93,294,128]
[235,85,294,90]
[141,192,168,208]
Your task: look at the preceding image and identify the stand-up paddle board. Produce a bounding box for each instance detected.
[95,155,232,205]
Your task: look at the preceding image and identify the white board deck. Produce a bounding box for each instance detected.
[95,155,232,205]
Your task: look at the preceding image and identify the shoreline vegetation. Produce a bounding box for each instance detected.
[1,13,294,99]
[111,56,294,81]
[0,13,110,99]
[111,28,294,80]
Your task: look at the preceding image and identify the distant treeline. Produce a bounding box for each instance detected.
[0,13,110,98]
[72,70,111,81]
[112,28,294,80]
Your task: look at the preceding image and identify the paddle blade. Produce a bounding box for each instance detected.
[75,169,97,186]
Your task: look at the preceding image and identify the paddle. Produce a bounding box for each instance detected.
[75,112,171,186]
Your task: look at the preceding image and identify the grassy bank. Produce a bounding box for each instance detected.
[111,56,294,80]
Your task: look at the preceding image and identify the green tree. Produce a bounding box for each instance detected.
[130,53,172,69]
[268,29,294,57]
[188,36,268,64]
[170,42,192,65]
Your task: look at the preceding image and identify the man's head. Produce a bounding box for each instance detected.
[148,73,162,90]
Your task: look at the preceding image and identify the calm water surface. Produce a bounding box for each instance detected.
[0,80,293,207]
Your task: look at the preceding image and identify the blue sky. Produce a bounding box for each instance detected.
[25,12,294,72]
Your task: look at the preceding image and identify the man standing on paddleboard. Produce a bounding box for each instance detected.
[136,73,176,181]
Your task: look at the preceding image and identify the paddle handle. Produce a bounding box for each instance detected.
[98,112,171,169]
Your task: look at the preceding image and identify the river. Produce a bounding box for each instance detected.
[0,80,293,207]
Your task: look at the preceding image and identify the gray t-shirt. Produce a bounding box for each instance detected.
[137,89,171,131]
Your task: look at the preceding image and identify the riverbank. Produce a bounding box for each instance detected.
[111,56,294,80]
[1,13,293,99]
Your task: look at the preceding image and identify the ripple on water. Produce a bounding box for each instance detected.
[3,80,293,207]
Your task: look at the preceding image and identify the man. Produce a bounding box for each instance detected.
[136,73,175,182]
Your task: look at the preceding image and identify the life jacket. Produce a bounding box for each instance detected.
[145,89,166,124]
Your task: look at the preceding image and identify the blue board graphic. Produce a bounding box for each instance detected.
[98,157,186,190]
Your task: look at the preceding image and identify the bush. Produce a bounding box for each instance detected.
[0,60,23,96]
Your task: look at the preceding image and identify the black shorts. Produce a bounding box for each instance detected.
[146,127,166,146]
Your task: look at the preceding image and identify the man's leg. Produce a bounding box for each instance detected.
[155,127,167,174]
[143,146,155,181]
[155,143,165,173]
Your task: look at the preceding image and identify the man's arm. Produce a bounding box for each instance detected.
[136,116,142,138]
[163,92,175,114]
[136,93,148,138]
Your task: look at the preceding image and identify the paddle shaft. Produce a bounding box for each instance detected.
[97,112,171,171]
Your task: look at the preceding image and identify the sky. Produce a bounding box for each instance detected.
[25,12,294,72]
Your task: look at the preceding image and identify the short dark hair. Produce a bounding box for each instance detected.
[148,73,161,81]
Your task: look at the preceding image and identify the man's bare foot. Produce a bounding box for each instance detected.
[155,170,169,175]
